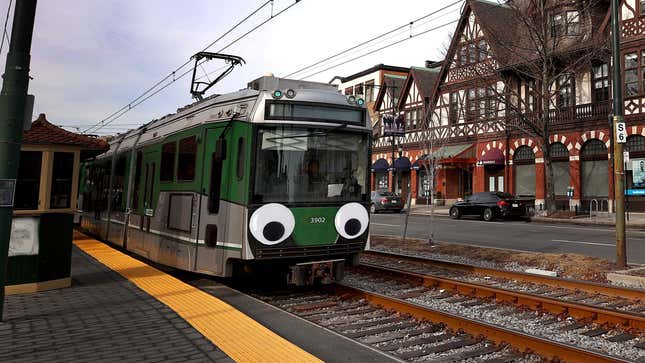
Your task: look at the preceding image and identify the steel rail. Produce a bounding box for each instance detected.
[362,249,645,300]
[356,262,645,331]
[331,283,630,363]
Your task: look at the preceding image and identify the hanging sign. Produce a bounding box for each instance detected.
[0,179,16,207]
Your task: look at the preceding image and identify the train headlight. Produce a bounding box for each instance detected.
[272,90,283,99]
[285,89,296,98]
[249,203,295,245]
[356,98,365,106]
[347,95,356,104]
[334,203,369,239]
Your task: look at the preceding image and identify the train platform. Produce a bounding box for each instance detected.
[0,232,395,362]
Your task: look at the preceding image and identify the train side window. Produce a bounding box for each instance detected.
[208,149,224,214]
[177,136,197,181]
[132,151,143,209]
[236,137,245,181]
[160,141,176,182]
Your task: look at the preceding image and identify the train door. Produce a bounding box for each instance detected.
[141,150,159,233]
[195,126,228,275]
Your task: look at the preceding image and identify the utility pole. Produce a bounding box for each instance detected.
[611,0,627,268]
[0,0,37,319]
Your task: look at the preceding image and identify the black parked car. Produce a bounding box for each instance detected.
[370,190,404,213]
[449,192,525,221]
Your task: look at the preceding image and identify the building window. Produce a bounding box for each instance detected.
[580,139,608,198]
[14,151,42,210]
[513,146,536,198]
[449,92,458,125]
[641,1,645,16]
[477,40,488,61]
[459,46,468,66]
[555,74,573,108]
[161,141,176,182]
[365,80,374,102]
[550,142,569,196]
[177,136,197,181]
[592,63,610,102]
[625,52,639,98]
[344,87,353,96]
[354,83,364,96]
[566,11,580,35]
[551,13,564,37]
[551,11,580,37]
[466,87,496,121]
[50,152,74,209]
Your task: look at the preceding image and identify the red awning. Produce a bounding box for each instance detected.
[479,148,505,165]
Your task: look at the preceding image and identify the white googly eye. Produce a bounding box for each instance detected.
[249,203,295,245]
[334,203,369,239]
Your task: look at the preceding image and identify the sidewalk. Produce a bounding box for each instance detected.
[1,245,231,362]
[406,203,645,228]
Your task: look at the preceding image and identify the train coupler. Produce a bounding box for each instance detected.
[287,258,345,286]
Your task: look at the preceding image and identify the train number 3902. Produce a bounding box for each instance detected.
[309,217,326,224]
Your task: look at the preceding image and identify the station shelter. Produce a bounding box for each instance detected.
[6,114,107,294]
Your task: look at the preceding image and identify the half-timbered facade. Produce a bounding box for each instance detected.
[372,0,645,213]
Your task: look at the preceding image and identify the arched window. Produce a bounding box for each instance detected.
[580,139,608,160]
[626,134,645,154]
[550,142,569,196]
[514,146,535,197]
[580,139,608,198]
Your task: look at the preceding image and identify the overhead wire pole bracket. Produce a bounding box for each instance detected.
[189,52,245,101]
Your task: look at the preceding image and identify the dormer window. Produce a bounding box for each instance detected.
[550,11,580,37]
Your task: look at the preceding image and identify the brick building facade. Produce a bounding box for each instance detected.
[371,0,645,212]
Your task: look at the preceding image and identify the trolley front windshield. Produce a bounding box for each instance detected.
[253,126,369,204]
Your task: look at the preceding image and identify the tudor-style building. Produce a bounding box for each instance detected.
[373,0,645,212]
[372,62,443,205]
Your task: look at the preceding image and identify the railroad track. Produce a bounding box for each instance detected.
[360,250,645,330]
[340,267,643,362]
[248,253,645,362]
[256,289,535,363]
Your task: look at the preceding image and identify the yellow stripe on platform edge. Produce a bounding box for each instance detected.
[74,234,322,363]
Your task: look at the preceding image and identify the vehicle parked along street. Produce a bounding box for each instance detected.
[370,190,404,213]
[449,192,524,221]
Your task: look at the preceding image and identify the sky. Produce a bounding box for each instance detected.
[0,0,463,135]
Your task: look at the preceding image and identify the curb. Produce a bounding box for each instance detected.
[530,217,645,228]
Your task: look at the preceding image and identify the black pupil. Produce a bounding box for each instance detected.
[263,222,285,242]
[344,219,361,236]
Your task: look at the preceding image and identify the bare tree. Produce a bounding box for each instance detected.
[437,0,610,214]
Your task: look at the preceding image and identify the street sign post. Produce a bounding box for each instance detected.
[616,121,627,144]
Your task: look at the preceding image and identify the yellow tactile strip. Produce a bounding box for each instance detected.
[74,235,322,363]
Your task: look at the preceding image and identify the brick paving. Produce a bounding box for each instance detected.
[0,246,232,362]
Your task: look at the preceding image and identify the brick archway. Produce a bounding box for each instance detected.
[480,140,505,157]
[627,125,645,136]
[574,130,610,153]
[548,134,574,155]
[509,137,541,159]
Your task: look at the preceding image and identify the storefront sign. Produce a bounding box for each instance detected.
[626,189,645,196]
[0,179,16,207]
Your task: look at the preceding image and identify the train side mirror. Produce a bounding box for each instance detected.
[215,139,227,161]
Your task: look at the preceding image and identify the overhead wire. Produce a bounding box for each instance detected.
[283,0,463,79]
[87,0,302,135]
[297,19,459,80]
[84,0,273,134]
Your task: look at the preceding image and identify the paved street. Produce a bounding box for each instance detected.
[370,213,645,265]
